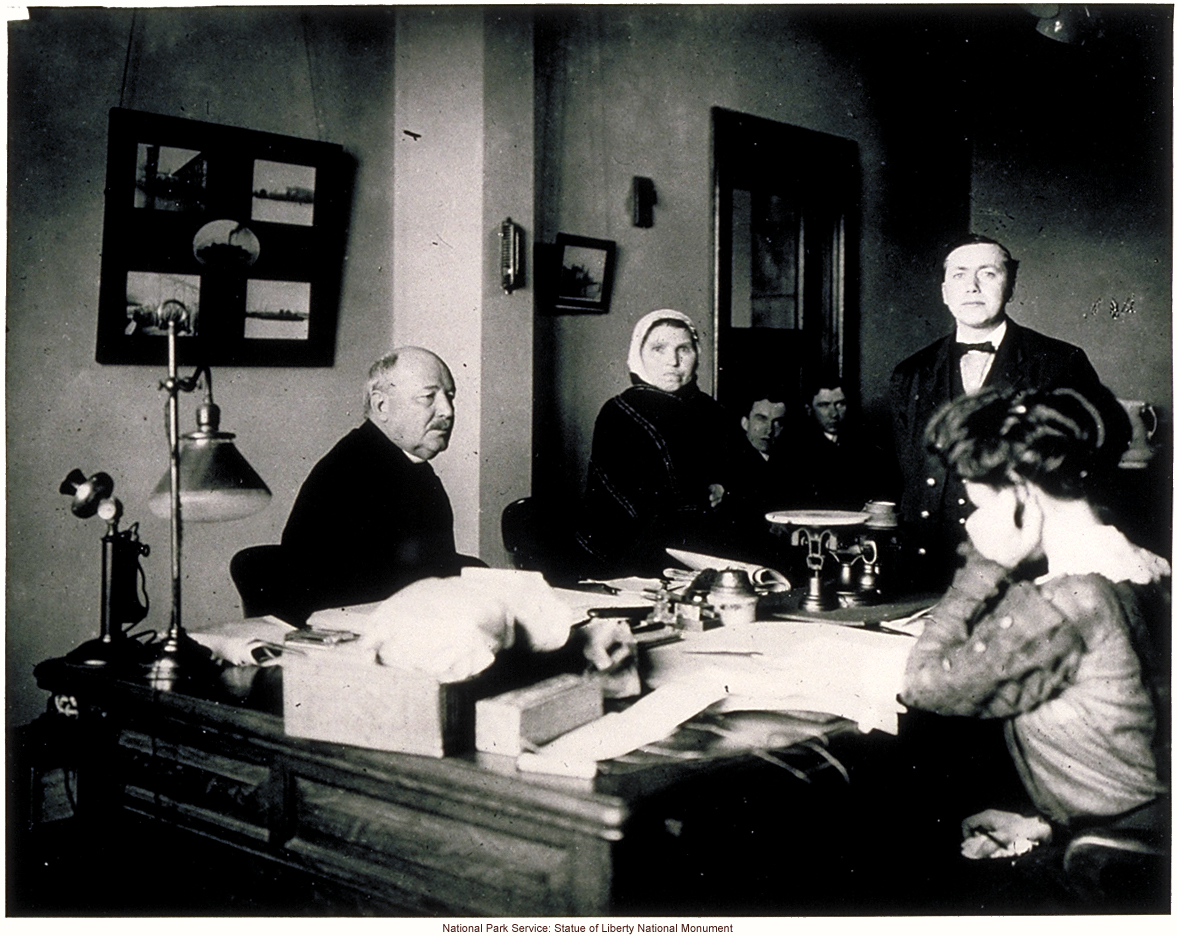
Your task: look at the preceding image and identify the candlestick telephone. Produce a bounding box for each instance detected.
[60,469,151,666]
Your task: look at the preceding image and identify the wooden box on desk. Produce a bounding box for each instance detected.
[282,647,475,757]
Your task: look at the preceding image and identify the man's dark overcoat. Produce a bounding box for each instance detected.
[278,419,467,621]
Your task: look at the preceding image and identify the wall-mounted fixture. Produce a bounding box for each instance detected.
[632,176,657,228]
[500,217,524,293]
[1026,4,1101,45]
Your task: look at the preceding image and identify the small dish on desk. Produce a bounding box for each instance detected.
[765,509,870,527]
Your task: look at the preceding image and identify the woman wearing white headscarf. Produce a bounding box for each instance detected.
[574,310,747,577]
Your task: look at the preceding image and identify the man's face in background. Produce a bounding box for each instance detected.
[810,387,847,435]
[742,398,786,453]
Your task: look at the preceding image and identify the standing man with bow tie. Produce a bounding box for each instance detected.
[889,234,1120,590]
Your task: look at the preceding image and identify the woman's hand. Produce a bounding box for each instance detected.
[960,808,1052,859]
[963,481,1044,569]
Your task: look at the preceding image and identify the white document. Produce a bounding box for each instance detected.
[517,673,729,777]
[188,615,297,665]
[644,620,914,735]
[551,580,663,622]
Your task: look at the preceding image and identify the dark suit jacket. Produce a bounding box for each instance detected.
[889,318,1110,588]
[278,419,475,622]
[779,421,901,512]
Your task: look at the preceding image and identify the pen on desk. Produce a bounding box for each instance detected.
[587,607,653,619]
[862,620,916,637]
[681,650,763,657]
[574,581,621,595]
[974,827,1007,851]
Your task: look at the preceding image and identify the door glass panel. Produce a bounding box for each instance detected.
[713,108,858,407]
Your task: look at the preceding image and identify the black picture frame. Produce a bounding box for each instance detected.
[550,233,616,314]
[96,108,347,366]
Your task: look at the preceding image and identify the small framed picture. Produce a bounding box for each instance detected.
[96,107,347,366]
[550,233,616,314]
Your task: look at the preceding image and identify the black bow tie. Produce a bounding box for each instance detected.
[956,341,996,355]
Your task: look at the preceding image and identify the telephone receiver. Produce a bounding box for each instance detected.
[109,524,150,629]
[500,217,524,293]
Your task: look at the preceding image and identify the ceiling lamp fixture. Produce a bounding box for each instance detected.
[1025,4,1102,45]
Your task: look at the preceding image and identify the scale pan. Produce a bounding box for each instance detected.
[765,509,870,527]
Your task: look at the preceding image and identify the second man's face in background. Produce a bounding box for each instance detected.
[810,387,847,435]
[743,398,786,453]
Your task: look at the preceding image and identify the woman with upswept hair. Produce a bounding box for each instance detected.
[900,384,1169,876]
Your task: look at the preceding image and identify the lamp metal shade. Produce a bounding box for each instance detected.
[150,430,271,522]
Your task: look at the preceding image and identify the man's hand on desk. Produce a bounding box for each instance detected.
[579,618,636,672]
[576,618,640,698]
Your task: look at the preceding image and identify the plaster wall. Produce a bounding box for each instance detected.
[532,7,943,505]
[6,7,398,727]
[391,8,485,559]
[970,148,1172,410]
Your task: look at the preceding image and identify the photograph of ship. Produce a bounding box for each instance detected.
[251,159,316,226]
[244,279,310,340]
[558,244,606,301]
[193,219,261,269]
[134,143,207,212]
[124,270,200,336]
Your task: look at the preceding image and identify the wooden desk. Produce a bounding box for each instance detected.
[27,657,854,916]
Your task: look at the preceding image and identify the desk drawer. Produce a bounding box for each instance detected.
[286,776,578,915]
[116,730,274,842]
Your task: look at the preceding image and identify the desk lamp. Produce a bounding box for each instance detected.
[59,469,153,668]
[144,299,271,690]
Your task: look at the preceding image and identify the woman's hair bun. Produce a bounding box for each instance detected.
[925,384,1130,499]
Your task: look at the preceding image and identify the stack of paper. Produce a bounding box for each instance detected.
[517,674,729,778]
[644,620,914,735]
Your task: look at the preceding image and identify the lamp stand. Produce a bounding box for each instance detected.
[145,317,220,690]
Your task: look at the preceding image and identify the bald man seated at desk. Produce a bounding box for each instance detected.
[277,347,484,623]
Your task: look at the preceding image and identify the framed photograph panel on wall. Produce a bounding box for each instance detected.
[549,233,617,314]
[96,107,347,366]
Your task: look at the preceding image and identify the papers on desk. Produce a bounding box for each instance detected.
[644,620,915,735]
[552,580,663,621]
[517,674,729,778]
[188,615,297,665]
[665,548,792,591]
[306,601,383,631]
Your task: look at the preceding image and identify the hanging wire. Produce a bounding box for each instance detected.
[300,11,325,141]
[118,9,138,109]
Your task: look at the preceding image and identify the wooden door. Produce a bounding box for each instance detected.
[712,108,859,409]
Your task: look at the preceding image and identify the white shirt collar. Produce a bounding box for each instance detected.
[1039,523,1171,586]
[955,318,1007,349]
